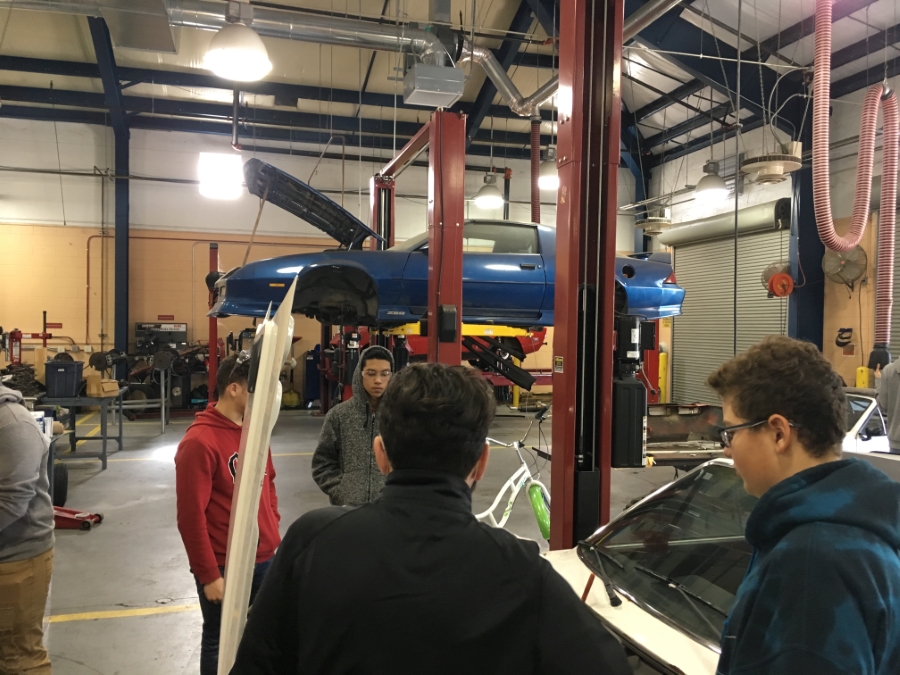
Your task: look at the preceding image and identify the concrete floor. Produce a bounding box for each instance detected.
[47,408,678,674]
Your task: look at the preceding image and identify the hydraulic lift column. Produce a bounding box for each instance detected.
[551,0,625,549]
[426,111,465,365]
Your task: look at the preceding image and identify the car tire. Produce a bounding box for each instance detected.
[53,462,68,508]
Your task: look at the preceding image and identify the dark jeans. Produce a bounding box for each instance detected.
[194,558,273,675]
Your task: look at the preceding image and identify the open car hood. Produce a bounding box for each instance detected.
[243,159,385,250]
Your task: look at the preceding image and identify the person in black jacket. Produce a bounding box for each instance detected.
[230,363,631,675]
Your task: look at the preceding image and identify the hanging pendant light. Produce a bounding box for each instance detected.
[473,174,504,209]
[204,22,272,82]
[694,160,728,204]
[539,147,559,191]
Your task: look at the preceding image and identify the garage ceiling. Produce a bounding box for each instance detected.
[0,0,896,164]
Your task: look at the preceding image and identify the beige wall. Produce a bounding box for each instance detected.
[822,214,878,387]
[0,223,332,378]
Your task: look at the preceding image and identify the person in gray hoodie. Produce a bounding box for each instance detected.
[312,346,394,505]
[875,362,900,453]
[0,384,54,674]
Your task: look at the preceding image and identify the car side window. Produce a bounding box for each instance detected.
[463,224,539,254]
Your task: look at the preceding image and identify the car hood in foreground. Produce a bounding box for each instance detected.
[543,548,719,675]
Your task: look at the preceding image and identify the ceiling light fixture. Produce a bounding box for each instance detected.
[198,152,245,200]
[539,146,559,191]
[694,160,728,204]
[204,4,272,82]
[473,174,505,210]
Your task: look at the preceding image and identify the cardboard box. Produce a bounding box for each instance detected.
[100,379,120,397]
[85,372,103,397]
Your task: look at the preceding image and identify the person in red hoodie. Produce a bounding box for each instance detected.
[175,352,281,675]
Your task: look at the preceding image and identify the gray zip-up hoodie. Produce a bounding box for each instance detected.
[0,384,54,563]
[311,346,394,506]
[877,360,900,451]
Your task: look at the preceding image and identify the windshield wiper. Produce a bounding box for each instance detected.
[577,542,622,607]
[629,562,726,636]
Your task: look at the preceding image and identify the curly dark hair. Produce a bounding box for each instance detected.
[707,335,847,457]
[216,353,251,397]
[378,364,496,478]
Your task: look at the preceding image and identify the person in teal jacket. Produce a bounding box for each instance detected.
[707,336,900,675]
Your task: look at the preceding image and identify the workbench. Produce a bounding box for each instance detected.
[42,387,128,470]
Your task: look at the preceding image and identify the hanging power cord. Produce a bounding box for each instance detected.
[50,81,69,227]
[733,0,743,356]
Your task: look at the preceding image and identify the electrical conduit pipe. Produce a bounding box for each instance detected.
[813,0,899,366]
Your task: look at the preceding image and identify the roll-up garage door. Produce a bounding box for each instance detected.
[672,230,791,403]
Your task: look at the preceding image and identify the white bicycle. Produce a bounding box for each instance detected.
[476,407,552,540]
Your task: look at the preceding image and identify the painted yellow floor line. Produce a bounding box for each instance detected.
[75,426,101,448]
[75,413,96,426]
[50,603,199,623]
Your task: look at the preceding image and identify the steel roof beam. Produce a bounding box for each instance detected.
[757,0,879,56]
[625,0,805,133]
[0,84,556,148]
[832,54,900,100]
[647,115,765,168]
[644,100,733,148]
[0,54,561,127]
[629,0,876,128]
[0,102,538,160]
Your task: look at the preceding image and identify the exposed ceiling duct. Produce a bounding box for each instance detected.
[0,0,452,66]
[457,0,686,117]
[1,0,684,118]
[656,199,792,247]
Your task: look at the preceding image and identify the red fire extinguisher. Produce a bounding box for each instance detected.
[9,329,22,365]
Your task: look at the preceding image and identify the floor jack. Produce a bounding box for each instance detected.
[54,507,103,531]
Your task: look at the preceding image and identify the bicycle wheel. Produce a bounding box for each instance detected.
[528,482,551,541]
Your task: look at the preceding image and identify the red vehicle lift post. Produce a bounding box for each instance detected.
[550,0,624,550]
[370,111,465,365]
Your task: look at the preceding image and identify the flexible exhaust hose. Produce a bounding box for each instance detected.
[813,0,899,359]
[531,117,541,224]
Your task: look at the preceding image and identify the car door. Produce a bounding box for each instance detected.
[402,223,546,321]
[461,223,545,322]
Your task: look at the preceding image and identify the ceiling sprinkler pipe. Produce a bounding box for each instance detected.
[813,0,899,357]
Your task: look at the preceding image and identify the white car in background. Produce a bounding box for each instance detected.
[543,419,898,675]
[844,388,891,454]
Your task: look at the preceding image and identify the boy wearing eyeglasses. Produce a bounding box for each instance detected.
[175,353,281,675]
[707,335,900,675]
[312,345,394,505]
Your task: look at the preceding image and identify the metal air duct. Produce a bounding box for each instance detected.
[0,0,451,65]
[656,199,792,247]
[457,0,687,117]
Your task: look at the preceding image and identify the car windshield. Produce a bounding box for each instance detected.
[846,394,873,430]
[580,463,757,649]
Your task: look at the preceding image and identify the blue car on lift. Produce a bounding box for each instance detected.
[209,160,685,326]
